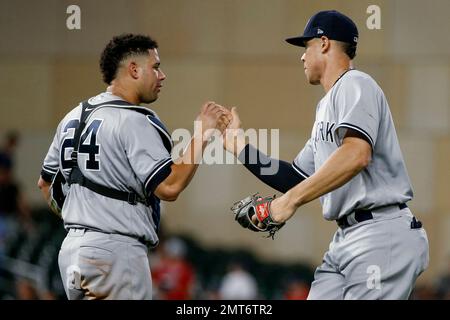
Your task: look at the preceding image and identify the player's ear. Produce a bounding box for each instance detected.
[320,36,330,53]
[128,61,140,80]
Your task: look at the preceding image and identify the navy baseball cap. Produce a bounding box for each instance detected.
[286,10,358,47]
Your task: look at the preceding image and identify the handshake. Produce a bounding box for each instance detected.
[194,101,287,239]
[195,101,246,156]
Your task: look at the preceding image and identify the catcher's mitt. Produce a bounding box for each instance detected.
[231,193,285,239]
[49,170,68,218]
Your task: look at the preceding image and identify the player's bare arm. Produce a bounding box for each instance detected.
[269,131,371,223]
[154,102,231,201]
[224,105,372,226]
[223,107,247,156]
[37,176,51,205]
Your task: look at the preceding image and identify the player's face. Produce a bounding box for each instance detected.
[301,39,323,85]
[138,49,166,103]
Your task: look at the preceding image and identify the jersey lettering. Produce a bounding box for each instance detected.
[313,121,336,151]
[61,119,80,169]
[79,119,103,170]
[325,122,335,143]
[60,119,103,170]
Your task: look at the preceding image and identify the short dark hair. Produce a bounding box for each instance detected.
[339,41,357,60]
[99,34,158,84]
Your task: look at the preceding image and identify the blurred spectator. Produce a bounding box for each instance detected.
[0,151,33,234]
[0,131,20,170]
[151,237,196,300]
[14,276,57,300]
[435,256,450,299]
[15,278,39,300]
[409,284,438,300]
[0,130,31,230]
[283,278,310,300]
[219,261,258,300]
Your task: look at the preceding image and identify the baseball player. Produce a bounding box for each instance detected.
[224,10,429,299]
[37,34,231,300]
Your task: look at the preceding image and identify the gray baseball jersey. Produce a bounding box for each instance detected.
[41,92,173,246]
[292,70,413,220]
[290,69,428,300]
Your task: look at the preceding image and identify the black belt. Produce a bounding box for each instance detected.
[337,203,408,229]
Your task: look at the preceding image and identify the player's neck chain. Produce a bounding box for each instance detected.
[332,68,353,88]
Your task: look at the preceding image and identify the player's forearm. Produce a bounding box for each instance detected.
[275,138,370,221]
[290,153,362,206]
[156,134,207,200]
[176,133,208,166]
[37,177,52,207]
[230,132,247,157]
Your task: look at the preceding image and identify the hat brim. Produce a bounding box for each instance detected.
[285,36,313,47]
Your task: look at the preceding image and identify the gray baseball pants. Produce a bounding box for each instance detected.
[308,207,429,300]
[58,228,152,300]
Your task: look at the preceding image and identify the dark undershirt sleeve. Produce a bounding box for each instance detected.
[237,144,306,193]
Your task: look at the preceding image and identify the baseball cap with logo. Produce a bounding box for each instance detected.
[286,10,359,47]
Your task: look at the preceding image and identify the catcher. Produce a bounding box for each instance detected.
[224,10,428,300]
[37,34,231,300]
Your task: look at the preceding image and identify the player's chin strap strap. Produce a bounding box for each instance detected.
[68,100,151,206]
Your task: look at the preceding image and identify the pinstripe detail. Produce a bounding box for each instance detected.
[337,123,374,147]
[42,166,58,174]
[144,158,173,190]
[292,162,310,179]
